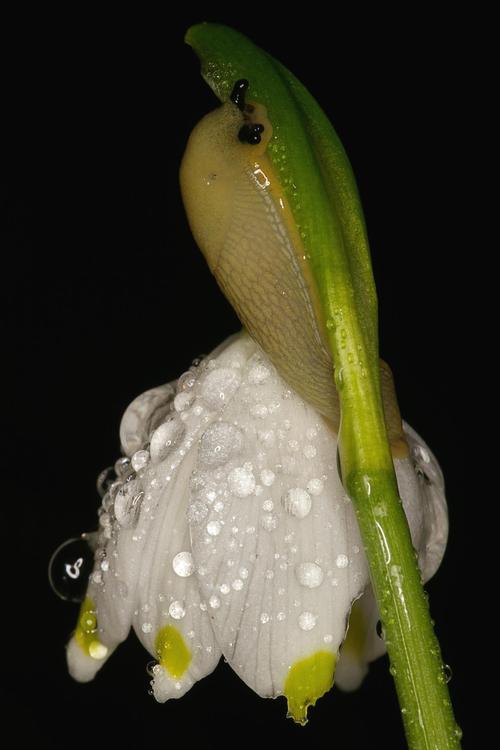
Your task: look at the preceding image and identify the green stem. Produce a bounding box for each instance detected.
[331,324,462,749]
[185,23,461,748]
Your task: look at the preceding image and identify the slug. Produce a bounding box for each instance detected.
[180,80,407,456]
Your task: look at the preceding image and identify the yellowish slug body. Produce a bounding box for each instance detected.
[180,91,406,455]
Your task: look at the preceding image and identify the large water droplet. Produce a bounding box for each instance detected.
[150,416,185,464]
[199,422,244,467]
[114,481,144,528]
[295,562,324,588]
[172,551,194,578]
[48,537,94,602]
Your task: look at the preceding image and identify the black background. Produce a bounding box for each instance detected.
[3,8,472,749]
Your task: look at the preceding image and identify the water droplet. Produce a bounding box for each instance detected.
[188,499,209,525]
[169,600,186,620]
[96,466,115,498]
[174,391,194,413]
[303,444,317,459]
[177,370,197,391]
[150,417,185,464]
[209,595,220,609]
[207,520,222,536]
[298,611,317,631]
[172,551,194,577]
[306,478,324,495]
[131,449,150,472]
[199,422,244,467]
[260,469,275,487]
[114,483,144,528]
[295,562,324,588]
[323,634,333,644]
[89,641,108,660]
[250,403,268,419]
[228,465,256,497]
[260,513,278,531]
[282,488,311,518]
[442,663,453,683]
[146,660,158,677]
[260,612,270,624]
[247,363,270,384]
[48,537,94,602]
[115,456,132,478]
[335,553,349,568]
[232,578,243,590]
[142,622,153,634]
[201,368,241,410]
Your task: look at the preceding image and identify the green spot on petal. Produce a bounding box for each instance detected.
[75,596,108,660]
[342,599,367,656]
[284,650,336,725]
[155,625,192,679]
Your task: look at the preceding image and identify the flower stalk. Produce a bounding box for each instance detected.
[186,23,461,748]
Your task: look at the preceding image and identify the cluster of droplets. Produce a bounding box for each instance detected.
[48,355,207,603]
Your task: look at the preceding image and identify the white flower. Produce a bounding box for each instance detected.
[64,331,448,724]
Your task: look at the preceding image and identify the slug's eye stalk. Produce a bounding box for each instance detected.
[230,78,249,110]
[230,78,266,145]
[238,122,265,144]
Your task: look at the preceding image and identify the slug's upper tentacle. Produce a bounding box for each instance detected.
[180,81,406,456]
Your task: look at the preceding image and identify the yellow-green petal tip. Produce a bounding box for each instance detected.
[284,651,336,725]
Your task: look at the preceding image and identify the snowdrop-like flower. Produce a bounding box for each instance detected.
[59,330,447,724]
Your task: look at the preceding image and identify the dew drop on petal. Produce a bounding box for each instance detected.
[174,391,194,413]
[48,537,94,602]
[307,478,324,496]
[199,422,244,467]
[201,368,241,410]
[142,622,153,634]
[260,612,270,624]
[115,456,132,478]
[336,554,349,568]
[114,484,144,528]
[295,562,324,588]
[282,488,311,518]
[228,465,256,497]
[207,520,222,536]
[209,595,221,609]
[260,469,275,487]
[150,417,185,464]
[172,551,194,578]
[188,500,208,525]
[169,600,186,620]
[88,641,108,660]
[298,611,317,631]
[247,363,270,384]
[131,449,150,472]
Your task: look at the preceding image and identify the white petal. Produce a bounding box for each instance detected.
[188,338,369,722]
[130,447,221,701]
[67,337,245,682]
